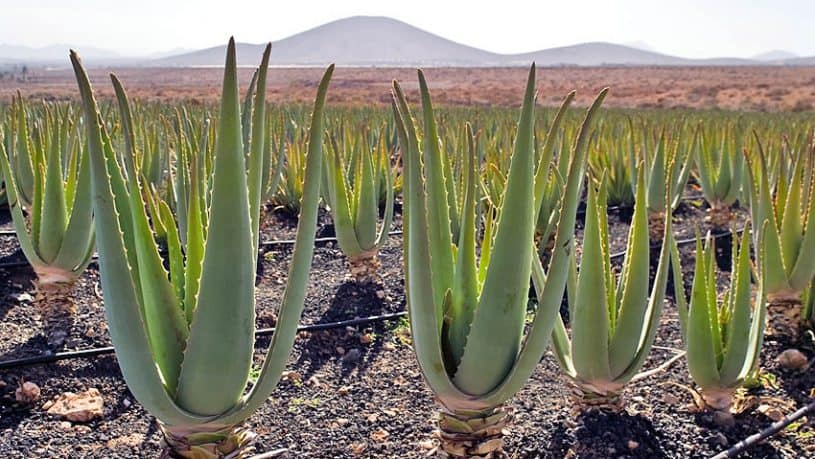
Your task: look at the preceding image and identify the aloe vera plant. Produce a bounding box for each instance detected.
[0,103,94,347]
[323,130,394,283]
[392,65,606,457]
[634,126,693,240]
[550,167,673,411]
[694,125,745,228]
[746,136,815,340]
[670,227,766,412]
[71,40,333,458]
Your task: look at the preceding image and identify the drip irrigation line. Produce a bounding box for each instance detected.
[710,398,815,459]
[0,231,406,270]
[609,226,745,260]
[0,311,407,371]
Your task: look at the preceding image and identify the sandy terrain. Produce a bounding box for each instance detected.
[2,66,814,111]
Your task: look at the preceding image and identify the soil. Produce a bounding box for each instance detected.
[3,66,815,112]
[0,191,813,458]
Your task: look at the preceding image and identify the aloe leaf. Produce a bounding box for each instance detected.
[608,165,652,376]
[220,64,336,425]
[571,182,611,382]
[71,50,209,426]
[454,65,537,395]
[176,39,256,415]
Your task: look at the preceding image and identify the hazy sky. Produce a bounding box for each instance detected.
[2,0,813,58]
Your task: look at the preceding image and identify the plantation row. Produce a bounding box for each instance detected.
[1,40,814,457]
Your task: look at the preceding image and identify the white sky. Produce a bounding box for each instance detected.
[1,0,813,58]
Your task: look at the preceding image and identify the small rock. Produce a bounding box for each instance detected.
[122,398,131,408]
[15,381,41,404]
[74,425,91,434]
[331,418,349,428]
[281,371,302,384]
[370,428,389,442]
[342,348,362,363]
[375,290,386,299]
[349,442,366,455]
[382,342,396,351]
[359,334,374,345]
[15,293,33,303]
[758,404,785,422]
[777,349,808,370]
[627,440,639,450]
[59,421,72,430]
[45,388,104,422]
[418,439,436,450]
[336,346,346,355]
[338,386,352,395]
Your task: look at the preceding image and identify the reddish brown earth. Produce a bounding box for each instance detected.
[2,66,815,111]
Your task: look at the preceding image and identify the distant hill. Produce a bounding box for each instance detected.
[753,50,798,61]
[154,16,504,67]
[0,44,124,64]
[3,16,814,68]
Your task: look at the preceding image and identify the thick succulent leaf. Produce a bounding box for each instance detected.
[446,123,479,370]
[0,141,45,268]
[37,128,67,264]
[571,182,612,382]
[247,44,271,261]
[71,50,210,426]
[719,226,755,384]
[219,65,336,425]
[326,138,364,257]
[608,166,651,376]
[686,235,721,389]
[52,143,94,272]
[176,39,256,416]
[390,82,475,412]
[454,65,537,395]
[354,138,379,250]
[417,71,456,314]
[477,88,607,408]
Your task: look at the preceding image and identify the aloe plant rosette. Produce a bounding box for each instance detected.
[671,227,766,412]
[71,40,333,458]
[0,106,94,347]
[393,65,606,458]
[747,138,815,340]
[550,167,673,412]
[323,133,394,283]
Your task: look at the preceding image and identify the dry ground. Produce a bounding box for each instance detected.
[2,66,815,111]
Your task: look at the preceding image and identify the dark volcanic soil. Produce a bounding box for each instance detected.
[0,194,813,458]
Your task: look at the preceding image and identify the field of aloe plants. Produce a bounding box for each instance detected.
[0,40,814,458]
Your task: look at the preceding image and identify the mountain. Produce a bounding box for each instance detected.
[155,16,813,67]
[155,16,503,67]
[753,50,798,61]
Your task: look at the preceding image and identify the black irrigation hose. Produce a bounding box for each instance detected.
[0,231,406,270]
[609,226,745,260]
[710,399,815,459]
[0,311,407,371]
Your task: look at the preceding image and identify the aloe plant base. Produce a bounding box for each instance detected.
[159,423,257,459]
[648,210,666,242]
[704,204,733,229]
[568,381,626,414]
[35,280,76,348]
[435,407,510,458]
[348,252,382,284]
